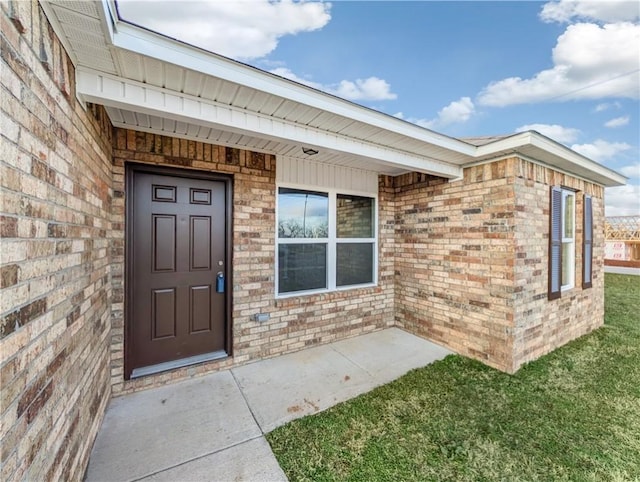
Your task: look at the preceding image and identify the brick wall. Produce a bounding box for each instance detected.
[110,129,396,395]
[393,158,605,373]
[1,2,610,477]
[1,2,112,480]
[511,158,605,369]
[392,164,516,372]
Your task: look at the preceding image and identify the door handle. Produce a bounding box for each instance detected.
[216,272,225,293]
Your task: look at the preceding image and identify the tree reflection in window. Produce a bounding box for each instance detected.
[278,188,328,238]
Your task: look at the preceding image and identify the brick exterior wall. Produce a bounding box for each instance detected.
[392,165,516,371]
[110,129,396,395]
[1,1,609,478]
[511,159,605,369]
[1,3,112,481]
[393,158,605,373]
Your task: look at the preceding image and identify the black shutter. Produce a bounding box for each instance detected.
[549,186,562,300]
[583,195,593,289]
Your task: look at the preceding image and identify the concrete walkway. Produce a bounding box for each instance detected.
[85,328,452,482]
[604,265,640,276]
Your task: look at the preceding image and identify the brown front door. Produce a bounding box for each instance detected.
[126,164,231,378]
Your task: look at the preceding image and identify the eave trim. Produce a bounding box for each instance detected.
[76,68,463,179]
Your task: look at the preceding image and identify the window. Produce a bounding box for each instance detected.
[583,194,593,289]
[549,186,576,299]
[277,187,376,295]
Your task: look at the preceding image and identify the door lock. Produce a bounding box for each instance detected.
[216,272,225,293]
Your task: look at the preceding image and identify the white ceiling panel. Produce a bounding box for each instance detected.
[62,25,106,47]
[50,1,101,18]
[150,116,163,130]
[117,51,145,82]
[175,121,189,135]
[105,107,410,174]
[121,110,136,125]
[183,70,204,97]
[255,95,285,116]
[53,8,102,32]
[199,77,223,102]
[142,57,164,86]
[135,113,150,128]
[164,64,185,91]
[272,100,299,120]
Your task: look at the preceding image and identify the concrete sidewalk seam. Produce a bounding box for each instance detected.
[129,434,266,482]
[329,343,375,378]
[230,368,265,435]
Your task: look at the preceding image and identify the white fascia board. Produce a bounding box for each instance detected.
[107,21,475,157]
[474,131,534,157]
[474,131,627,187]
[77,68,462,179]
[529,134,627,187]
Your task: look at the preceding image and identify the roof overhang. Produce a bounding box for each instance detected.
[40,0,626,187]
[473,132,628,187]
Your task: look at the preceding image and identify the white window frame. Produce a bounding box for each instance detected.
[275,183,378,298]
[561,189,576,291]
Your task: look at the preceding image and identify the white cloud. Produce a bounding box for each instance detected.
[604,116,630,128]
[594,101,622,112]
[515,123,580,143]
[401,97,476,129]
[435,97,476,126]
[332,77,397,101]
[619,162,640,178]
[478,22,640,106]
[605,184,640,216]
[271,68,397,101]
[117,0,331,60]
[570,139,631,161]
[540,0,640,24]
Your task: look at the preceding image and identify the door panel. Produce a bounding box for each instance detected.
[190,285,212,333]
[128,168,229,377]
[190,216,211,270]
[152,289,176,339]
[153,215,176,272]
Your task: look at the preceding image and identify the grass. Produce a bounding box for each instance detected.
[267,274,640,481]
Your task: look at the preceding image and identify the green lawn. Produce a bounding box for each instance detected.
[267,274,640,481]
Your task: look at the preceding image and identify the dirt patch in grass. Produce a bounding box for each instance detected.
[267,274,640,481]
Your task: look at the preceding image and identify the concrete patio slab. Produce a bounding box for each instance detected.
[85,370,260,482]
[232,327,452,432]
[85,328,453,481]
[139,437,287,482]
[231,343,372,433]
[331,328,453,386]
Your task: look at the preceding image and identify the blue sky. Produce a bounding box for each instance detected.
[118,0,639,216]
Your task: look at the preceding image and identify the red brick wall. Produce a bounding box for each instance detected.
[110,129,396,395]
[1,2,112,480]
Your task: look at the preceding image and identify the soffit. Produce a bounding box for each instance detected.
[106,107,411,176]
[40,0,468,179]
